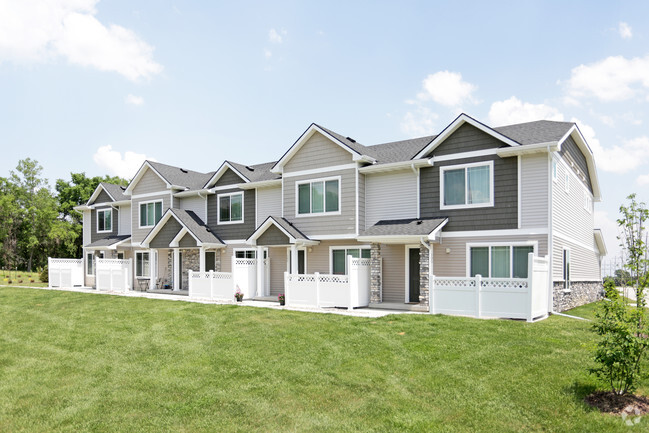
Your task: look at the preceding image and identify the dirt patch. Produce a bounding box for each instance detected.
[585,391,649,416]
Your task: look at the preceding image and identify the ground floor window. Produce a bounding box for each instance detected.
[331,248,370,275]
[117,252,124,260]
[205,251,216,272]
[136,252,150,278]
[469,244,534,278]
[234,249,267,259]
[563,248,570,289]
[86,252,94,275]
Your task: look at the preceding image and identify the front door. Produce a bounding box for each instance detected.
[408,248,420,303]
[297,250,305,274]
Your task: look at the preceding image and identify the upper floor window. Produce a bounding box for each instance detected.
[218,192,243,224]
[583,191,593,213]
[97,209,112,233]
[139,200,162,228]
[297,177,340,216]
[564,173,570,194]
[440,161,493,210]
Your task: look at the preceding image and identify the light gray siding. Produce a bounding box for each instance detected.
[256,186,282,226]
[83,210,91,246]
[520,154,548,228]
[552,236,601,282]
[118,204,131,235]
[133,168,168,195]
[131,194,171,244]
[283,168,356,237]
[90,206,118,243]
[365,170,418,228]
[207,189,256,241]
[180,195,207,223]
[381,244,406,303]
[257,225,290,246]
[304,240,370,274]
[149,219,182,249]
[358,172,365,232]
[268,247,287,296]
[284,131,353,172]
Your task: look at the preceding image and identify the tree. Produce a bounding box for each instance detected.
[0,177,23,270]
[617,193,649,308]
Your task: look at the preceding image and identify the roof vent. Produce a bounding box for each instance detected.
[416,220,423,225]
[346,137,356,143]
[245,166,254,171]
[120,186,126,191]
[180,168,188,173]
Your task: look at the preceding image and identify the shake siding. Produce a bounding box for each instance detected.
[131,194,171,244]
[178,233,198,248]
[365,170,417,228]
[149,219,182,249]
[214,168,246,187]
[431,234,548,278]
[420,155,518,231]
[180,196,207,223]
[560,136,592,192]
[284,131,353,172]
[207,189,256,240]
[90,206,118,242]
[283,168,356,236]
[432,123,504,156]
[381,244,406,303]
[118,205,131,235]
[90,189,113,205]
[256,187,282,226]
[520,154,548,228]
[133,168,168,195]
[256,225,289,246]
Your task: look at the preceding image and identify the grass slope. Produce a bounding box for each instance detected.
[0,287,646,432]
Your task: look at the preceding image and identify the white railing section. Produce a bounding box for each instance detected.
[188,270,235,300]
[48,258,84,288]
[430,253,549,322]
[284,256,370,310]
[95,258,132,292]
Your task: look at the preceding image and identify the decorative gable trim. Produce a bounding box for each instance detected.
[203,161,250,189]
[141,209,210,248]
[124,161,172,196]
[87,183,115,205]
[414,113,521,159]
[246,216,318,246]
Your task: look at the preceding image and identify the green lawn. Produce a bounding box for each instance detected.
[0,287,646,432]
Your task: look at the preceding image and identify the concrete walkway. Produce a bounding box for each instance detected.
[1,284,423,318]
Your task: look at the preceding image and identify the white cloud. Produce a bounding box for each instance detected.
[564,55,649,102]
[637,173,649,186]
[263,49,272,59]
[93,145,154,179]
[487,96,565,126]
[417,71,478,107]
[618,22,633,39]
[125,94,143,105]
[401,106,439,137]
[0,0,162,80]
[268,28,286,44]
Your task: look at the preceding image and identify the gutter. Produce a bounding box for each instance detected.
[358,159,430,174]
[496,141,559,157]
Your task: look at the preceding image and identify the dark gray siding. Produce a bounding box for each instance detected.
[90,189,113,205]
[432,123,505,156]
[90,206,119,243]
[256,225,290,246]
[207,188,256,240]
[559,136,592,192]
[178,232,198,248]
[149,219,182,248]
[420,155,518,231]
[214,168,246,187]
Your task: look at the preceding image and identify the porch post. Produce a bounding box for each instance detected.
[199,247,206,273]
[290,244,298,275]
[370,243,382,304]
[256,245,263,297]
[173,248,180,291]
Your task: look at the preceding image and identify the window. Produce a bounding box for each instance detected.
[297,177,340,216]
[86,252,94,275]
[564,173,569,194]
[331,247,371,274]
[139,200,162,228]
[218,192,243,224]
[440,161,493,209]
[136,252,150,278]
[97,209,112,233]
[469,244,534,278]
[117,253,124,260]
[205,251,216,272]
[563,248,570,289]
[552,160,558,182]
[235,250,256,259]
[584,191,593,213]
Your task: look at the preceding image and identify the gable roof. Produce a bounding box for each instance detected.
[84,235,130,249]
[247,216,317,245]
[203,160,280,189]
[124,160,214,195]
[358,218,448,243]
[141,208,224,248]
[493,120,575,145]
[87,182,128,205]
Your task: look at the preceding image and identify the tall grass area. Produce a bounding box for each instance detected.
[0,269,47,287]
[0,287,645,432]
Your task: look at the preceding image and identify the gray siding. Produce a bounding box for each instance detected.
[131,194,172,244]
[431,123,504,156]
[381,244,406,303]
[257,225,290,246]
[90,206,118,243]
[365,170,418,228]
[90,189,113,205]
[179,232,198,248]
[214,168,246,187]
[358,172,365,232]
[268,247,287,296]
[207,189,256,240]
[520,154,548,228]
[256,186,282,226]
[560,135,592,192]
[284,131,353,172]
[420,155,518,231]
[283,168,356,237]
[118,204,131,235]
[149,218,182,249]
[180,195,207,223]
[133,168,168,195]
[83,210,91,246]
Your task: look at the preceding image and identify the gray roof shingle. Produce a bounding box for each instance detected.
[147,161,215,190]
[493,120,575,145]
[84,235,130,248]
[100,182,128,201]
[361,218,448,237]
[226,160,281,183]
[168,208,224,245]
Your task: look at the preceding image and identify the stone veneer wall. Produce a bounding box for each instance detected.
[370,243,381,304]
[553,281,603,312]
[418,244,430,308]
[164,249,200,289]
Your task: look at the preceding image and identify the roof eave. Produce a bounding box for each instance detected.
[496,141,560,157]
[359,159,430,174]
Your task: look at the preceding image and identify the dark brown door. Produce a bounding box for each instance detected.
[408,248,420,303]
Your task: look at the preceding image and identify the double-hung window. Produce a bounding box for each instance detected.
[563,248,570,289]
[297,177,340,216]
[135,252,150,278]
[218,192,243,224]
[331,247,370,274]
[97,209,112,233]
[469,244,534,278]
[440,161,493,209]
[86,252,94,275]
[552,160,558,182]
[139,200,162,228]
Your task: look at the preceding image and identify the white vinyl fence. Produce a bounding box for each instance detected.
[48,258,84,288]
[95,258,132,292]
[188,270,234,300]
[284,257,371,309]
[430,254,550,322]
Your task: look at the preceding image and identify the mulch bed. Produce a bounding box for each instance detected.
[585,391,649,416]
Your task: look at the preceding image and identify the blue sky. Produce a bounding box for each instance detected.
[1,0,648,261]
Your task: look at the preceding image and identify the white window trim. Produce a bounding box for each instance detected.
[551,159,558,183]
[86,252,94,276]
[217,191,244,225]
[563,247,571,290]
[295,175,342,218]
[135,250,151,279]
[96,208,113,233]
[564,172,569,194]
[328,245,371,274]
[138,199,163,229]
[465,241,537,278]
[233,248,259,259]
[583,190,593,214]
[440,160,494,210]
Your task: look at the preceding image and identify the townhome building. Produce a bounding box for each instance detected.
[73,113,606,316]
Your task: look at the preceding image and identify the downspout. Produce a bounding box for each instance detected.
[547,141,555,314]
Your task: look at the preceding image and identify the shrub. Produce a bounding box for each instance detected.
[603,278,619,300]
[18,280,23,284]
[7,280,12,284]
[30,279,34,283]
[39,266,48,283]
